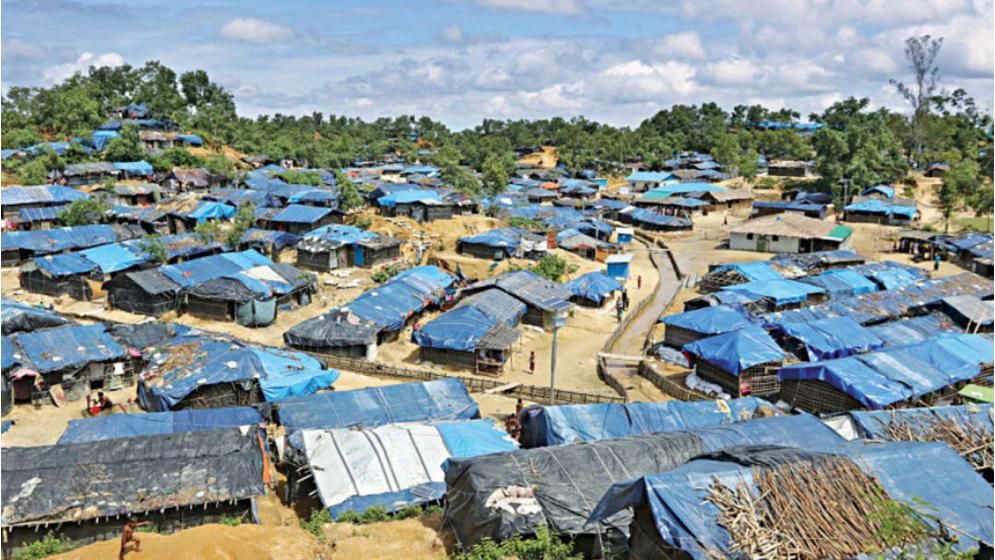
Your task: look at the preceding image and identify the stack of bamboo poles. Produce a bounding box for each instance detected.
[881,414,993,473]
[706,457,923,560]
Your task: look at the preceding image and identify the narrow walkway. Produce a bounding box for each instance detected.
[608,241,682,402]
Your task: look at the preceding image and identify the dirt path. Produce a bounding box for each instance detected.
[607,241,681,402]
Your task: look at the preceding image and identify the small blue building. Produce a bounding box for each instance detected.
[605,253,634,280]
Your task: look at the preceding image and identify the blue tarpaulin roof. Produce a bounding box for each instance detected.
[32,252,99,276]
[520,398,778,447]
[270,204,333,224]
[467,270,573,312]
[624,208,693,228]
[176,134,204,146]
[303,224,376,244]
[459,228,536,254]
[778,334,994,408]
[775,316,885,360]
[413,305,496,351]
[798,268,878,299]
[711,261,784,283]
[847,261,925,291]
[848,404,993,440]
[684,327,784,374]
[275,377,479,433]
[377,189,441,207]
[18,205,67,222]
[846,198,918,218]
[454,289,527,327]
[861,184,896,198]
[751,201,829,214]
[564,271,622,305]
[13,324,127,373]
[867,313,962,346]
[588,442,993,559]
[345,266,456,332]
[159,250,272,289]
[1,185,90,206]
[660,305,755,334]
[138,333,340,411]
[2,336,16,371]
[113,161,154,175]
[78,242,148,274]
[1,298,68,333]
[722,279,825,305]
[1,224,120,254]
[241,228,300,250]
[58,407,263,444]
[627,171,675,183]
[184,201,237,222]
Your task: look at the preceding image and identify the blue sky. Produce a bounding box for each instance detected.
[3,0,992,129]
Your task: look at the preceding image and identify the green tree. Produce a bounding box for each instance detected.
[442,165,481,195]
[203,154,235,178]
[711,133,742,176]
[890,35,943,155]
[17,146,65,184]
[335,170,364,211]
[937,178,959,232]
[151,146,205,171]
[139,234,169,264]
[56,198,109,226]
[481,153,511,197]
[225,202,256,248]
[103,123,144,162]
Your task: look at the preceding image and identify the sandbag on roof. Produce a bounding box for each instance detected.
[519,398,779,448]
[58,406,263,443]
[138,333,339,411]
[778,333,993,409]
[683,327,784,375]
[774,316,885,360]
[564,271,622,305]
[0,298,68,333]
[588,442,993,559]
[443,414,844,552]
[301,419,517,518]
[275,377,478,434]
[659,304,754,334]
[1,428,265,527]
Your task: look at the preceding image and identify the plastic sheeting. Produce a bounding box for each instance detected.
[159,250,273,289]
[845,198,918,218]
[722,279,825,305]
[345,266,456,332]
[564,271,622,305]
[78,242,147,274]
[184,201,236,222]
[58,407,264,443]
[588,442,993,559]
[1,224,119,254]
[270,204,333,224]
[2,336,17,372]
[659,305,754,334]
[112,160,154,175]
[377,189,441,207]
[774,316,885,360]
[455,289,527,327]
[2,429,266,526]
[683,327,784,375]
[459,228,543,257]
[798,269,878,299]
[867,313,962,346]
[12,324,126,373]
[778,333,994,409]
[302,420,517,518]
[1,298,68,333]
[847,404,993,440]
[443,415,845,551]
[710,262,784,283]
[467,270,572,312]
[413,305,496,352]
[276,377,478,434]
[138,333,340,411]
[519,398,779,447]
[0,185,89,206]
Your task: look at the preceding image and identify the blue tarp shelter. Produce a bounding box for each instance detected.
[1,298,68,333]
[1,185,89,206]
[377,189,441,207]
[346,266,456,332]
[798,269,878,299]
[774,316,885,360]
[848,261,925,291]
[78,242,148,274]
[275,377,479,433]
[138,334,339,411]
[455,289,527,327]
[659,305,754,335]
[861,184,896,198]
[564,271,622,305]
[58,407,263,443]
[32,252,99,276]
[413,306,497,352]
[722,279,825,306]
[12,324,127,373]
[458,228,537,257]
[520,397,778,447]
[645,182,723,197]
[710,261,783,283]
[18,205,67,223]
[778,334,994,409]
[269,204,333,224]
[113,161,154,177]
[684,327,784,375]
[867,313,962,346]
[848,404,993,440]
[588,442,993,559]
[159,250,272,289]
[2,225,121,255]
[303,224,376,244]
[845,199,918,219]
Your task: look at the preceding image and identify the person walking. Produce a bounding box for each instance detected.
[528,351,536,375]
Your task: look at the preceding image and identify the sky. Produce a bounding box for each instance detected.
[2,0,993,130]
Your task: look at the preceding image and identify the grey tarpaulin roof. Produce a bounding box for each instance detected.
[465,270,572,312]
[284,309,379,349]
[1,428,265,527]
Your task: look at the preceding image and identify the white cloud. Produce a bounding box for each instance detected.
[594,60,698,102]
[220,18,295,44]
[442,24,464,42]
[654,31,707,60]
[704,56,763,86]
[474,0,588,15]
[41,51,124,83]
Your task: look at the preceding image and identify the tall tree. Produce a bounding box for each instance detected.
[890,35,943,155]
[103,123,145,161]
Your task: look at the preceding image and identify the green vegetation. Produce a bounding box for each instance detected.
[300,509,332,543]
[56,197,108,226]
[103,122,145,162]
[336,504,444,524]
[151,146,204,171]
[138,234,169,264]
[335,170,364,212]
[353,215,373,229]
[225,202,257,248]
[193,220,224,244]
[13,533,71,560]
[531,254,576,283]
[507,216,547,232]
[450,526,580,560]
[865,496,976,560]
[955,215,994,232]
[371,263,402,283]
[275,169,322,186]
[219,515,244,527]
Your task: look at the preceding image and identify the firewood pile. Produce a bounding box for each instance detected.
[705,457,925,560]
[881,413,993,473]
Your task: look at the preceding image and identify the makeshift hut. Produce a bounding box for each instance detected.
[137,332,339,411]
[58,406,263,443]
[443,415,844,556]
[698,261,785,292]
[457,227,548,260]
[1,429,267,556]
[751,200,830,219]
[462,270,572,330]
[518,397,779,448]
[343,266,457,337]
[378,189,454,221]
[166,167,232,191]
[844,197,919,225]
[185,262,316,326]
[589,442,993,560]
[283,309,380,359]
[0,298,68,333]
[295,225,401,271]
[0,185,89,219]
[239,228,299,262]
[1,224,140,266]
[769,316,885,361]
[683,327,786,398]
[778,333,994,413]
[299,420,518,518]
[866,312,963,346]
[720,278,827,312]
[259,204,339,235]
[796,268,879,299]
[55,161,119,186]
[564,271,622,306]
[618,207,694,232]
[659,305,756,348]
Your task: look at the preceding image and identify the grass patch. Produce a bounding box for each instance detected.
[13,533,71,560]
[955,216,993,232]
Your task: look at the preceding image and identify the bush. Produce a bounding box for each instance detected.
[275,170,322,186]
[507,216,547,232]
[336,504,443,524]
[353,216,373,229]
[371,263,401,283]
[13,533,70,560]
[531,254,576,282]
[56,198,108,226]
[451,526,580,560]
[300,509,332,542]
[219,515,243,527]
